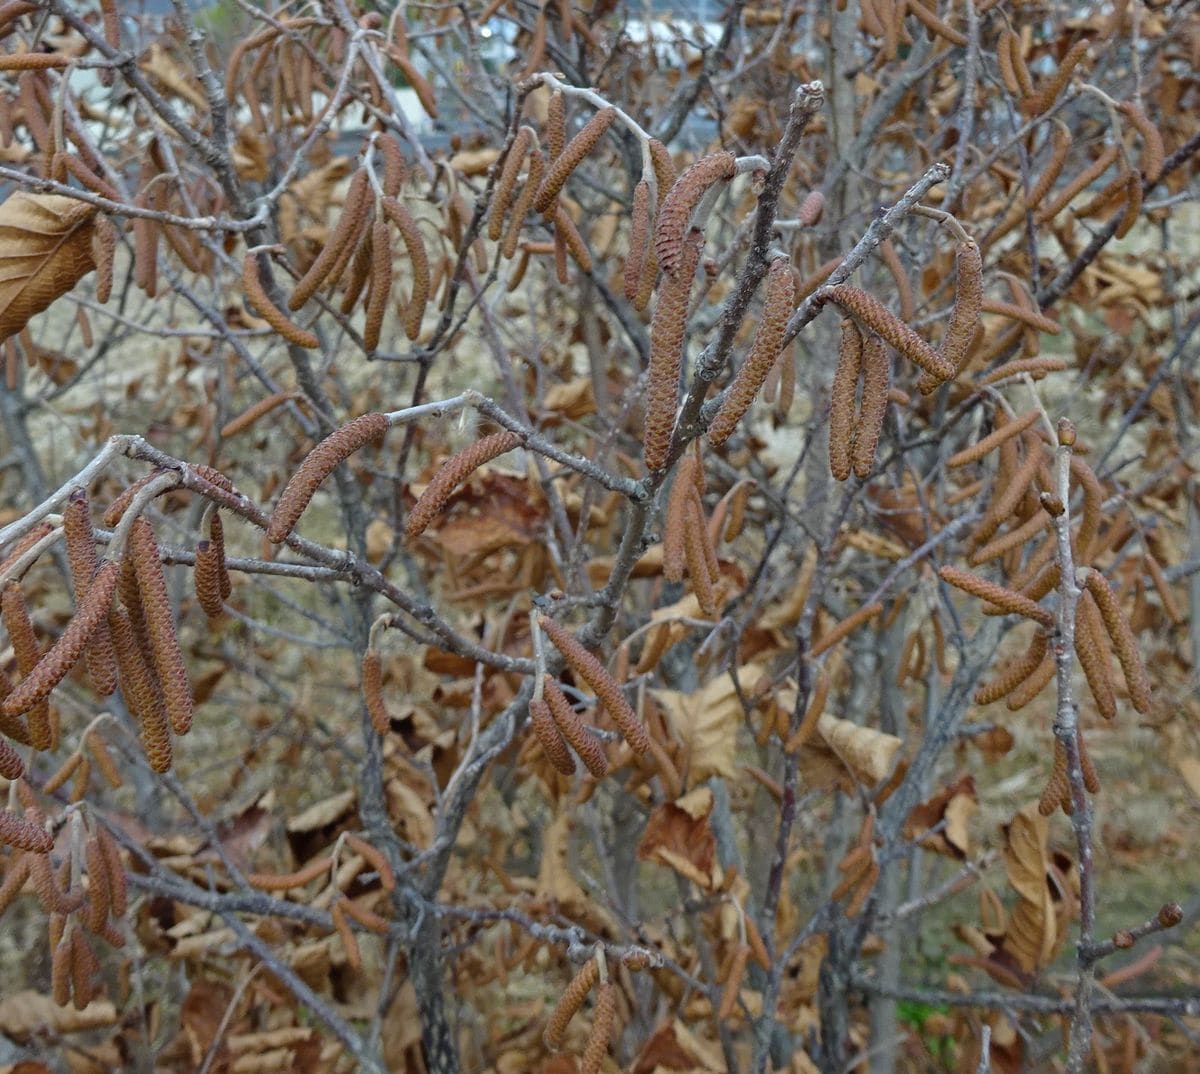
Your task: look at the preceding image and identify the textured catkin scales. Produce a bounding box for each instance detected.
[920,239,982,394]
[663,455,698,583]
[718,943,750,1020]
[193,540,225,619]
[502,148,543,261]
[654,151,735,275]
[289,168,369,310]
[682,495,718,617]
[405,430,523,541]
[268,412,390,543]
[810,602,884,657]
[489,126,532,242]
[378,132,407,197]
[361,649,391,735]
[1085,570,1152,714]
[829,318,863,482]
[708,256,795,446]
[542,677,608,779]
[362,214,392,353]
[647,137,677,197]
[938,565,1055,627]
[538,616,650,755]
[0,562,119,718]
[798,189,825,227]
[0,808,52,853]
[533,107,616,214]
[1021,38,1090,116]
[1039,738,1070,816]
[544,958,600,1051]
[0,854,32,916]
[1075,590,1116,719]
[643,228,703,472]
[529,697,576,776]
[851,333,889,479]
[108,608,172,772]
[63,491,118,695]
[92,216,115,303]
[243,253,320,349]
[975,630,1048,704]
[580,981,616,1074]
[624,179,650,303]
[947,409,1040,468]
[825,285,953,382]
[2,583,52,750]
[0,737,22,779]
[1005,651,1056,710]
[129,521,194,736]
[380,195,430,340]
[1119,101,1165,184]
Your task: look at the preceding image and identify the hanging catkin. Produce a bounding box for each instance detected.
[581,981,616,1074]
[1075,590,1116,719]
[647,137,677,198]
[825,285,953,382]
[1005,651,1056,710]
[1035,144,1119,224]
[193,539,225,619]
[243,253,320,349]
[918,239,982,394]
[2,583,52,750]
[798,189,825,227]
[938,565,1055,626]
[663,454,699,583]
[877,239,914,323]
[405,430,523,540]
[538,616,650,754]
[851,333,890,479]
[1118,101,1165,184]
[546,90,565,162]
[654,151,735,275]
[378,132,407,197]
[974,629,1048,704]
[63,490,118,696]
[683,495,718,617]
[362,214,392,353]
[1084,570,1152,714]
[947,409,1040,468]
[529,696,576,776]
[533,108,616,214]
[380,195,430,340]
[544,958,600,1051]
[108,608,172,772]
[268,412,390,543]
[361,648,391,735]
[129,521,193,736]
[1021,38,1090,116]
[0,562,119,718]
[810,602,884,657]
[0,808,52,853]
[1039,738,1070,816]
[624,179,650,303]
[829,318,863,482]
[502,147,543,261]
[489,126,532,241]
[643,228,703,471]
[289,168,370,310]
[91,216,115,303]
[708,255,795,446]
[542,676,608,778]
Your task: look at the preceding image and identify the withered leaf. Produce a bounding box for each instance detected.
[0,193,97,344]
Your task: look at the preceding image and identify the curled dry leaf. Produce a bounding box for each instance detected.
[0,192,97,343]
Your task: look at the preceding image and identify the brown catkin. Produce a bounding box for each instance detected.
[289,168,370,310]
[1,563,119,718]
[553,205,592,274]
[662,455,698,583]
[87,733,122,789]
[0,854,31,916]
[810,602,884,657]
[84,836,110,933]
[340,894,391,933]
[243,253,319,348]
[1078,729,1101,794]
[644,228,703,471]
[981,300,1060,335]
[825,285,953,382]
[91,216,115,303]
[1119,102,1165,184]
[708,256,795,446]
[647,138,677,200]
[654,151,736,275]
[1021,38,1090,116]
[343,833,396,892]
[534,108,616,214]
[969,509,1050,566]
[194,539,224,619]
[682,496,717,617]
[0,733,21,778]
[529,697,576,776]
[1039,738,1069,816]
[1085,570,1152,714]
[972,440,1045,548]
[718,943,750,1020]
[63,491,118,696]
[378,133,407,197]
[2,583,51,750]
[380,195,430,340]
[544,958,600,1051]
[830,318,863,482]
[1036,144,1120,224]
[996,29,1021,96]
[625,179,650,303]
[1005,651,1056,710]
[0,809,52,853]
[878,239,914,323]
[95,825,126,917]
[489,126,532,242]
[405,430,522,541]
[1144,552,1184,625]
[977,356,1069,387]
[798,189,825,227]
[947,409,1041,468]
[363,214,392,353]
[51,931,71,1007]
[129,522,193,736]
[580,981,616,1074]
[546,90,565,161]
[268,413,390,543]
[502,147,543,261]
[542,677,609,779]
[975,629,1048,704]
[538,617,650,755]
[1075,590,1117,719]
[248,855,333,892]
[851,332,890,479]
[938,565,1055,626]
[109,608,172,772]
[208,512,231,601]
[69,928,99,1009]
[132,193,157,297]
[1114,171,1143,240]
[331,900,361,971]
[361,649,391,735]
